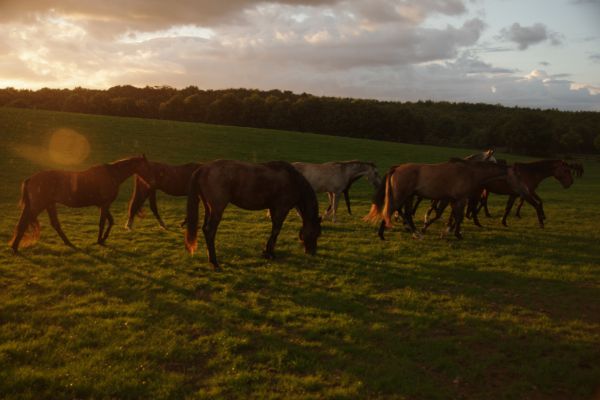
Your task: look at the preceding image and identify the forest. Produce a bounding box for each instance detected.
[1,85,599,157]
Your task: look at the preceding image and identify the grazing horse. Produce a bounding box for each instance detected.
[365,159,518,240]
[478,160,579,228]
[126,161,201,229]
[185,160,321,270]
[10,155,154,252]
[292,161,381,222]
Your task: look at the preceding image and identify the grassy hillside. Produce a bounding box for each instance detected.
[0,107,599,399]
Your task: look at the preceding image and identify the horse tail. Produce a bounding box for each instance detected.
[184,169,202,255]
[380,171,395,228]
[364,171,389,223]
[9,179,40,249]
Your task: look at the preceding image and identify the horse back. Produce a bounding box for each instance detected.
[27,166,118,209]
[151,161,201,196]
[196,160,296,211]
[292,161,347,193]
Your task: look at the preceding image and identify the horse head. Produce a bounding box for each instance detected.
[554,161,574,188]
[364,162,382,188]
[483,149,497,163]
[299,216,321,255]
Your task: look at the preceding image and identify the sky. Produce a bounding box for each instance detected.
[1,0,599,111]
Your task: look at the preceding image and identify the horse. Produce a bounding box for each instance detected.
[10,155,154,253]
[185,160,322,270]
[365,159,519,240]
[420,149,497,228]
[511,161,583,220]
[476,160,580,228]
[126,161,201,230]
[292,160,381,222]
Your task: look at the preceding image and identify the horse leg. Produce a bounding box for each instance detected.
[97,207,107,245]
[126,179,149,230]
[47,204,74,248]
[202,205,224,270]
[450,200,466,240]
[377,220,387,240]
[148,190,166,229]
[10,213,29,253]
[331,192,341,223]
[422,200,447,233]
[522,195,544,228]
[468,196,482,228]
[343,188,352,215]
[502,195,517,227]
[402,201,421,238]
[515,197,525,218]
[263,207,290,259]
[10,208,37,253]
[532,192,545,220]
[424,200,437,224]
[482,190,492,217]
[412,196,423,216]
[101,208,114,243]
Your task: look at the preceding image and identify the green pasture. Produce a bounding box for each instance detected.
[0,107,599,399]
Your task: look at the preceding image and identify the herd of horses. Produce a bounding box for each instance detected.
[9,151,583,270]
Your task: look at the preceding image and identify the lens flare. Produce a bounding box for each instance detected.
[48,128,90,165]
[11,128,91,167]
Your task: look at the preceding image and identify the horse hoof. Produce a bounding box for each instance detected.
[262,251,275,260]
[412,232,423,240]
[502,221,508,227]
[212,265,222,272]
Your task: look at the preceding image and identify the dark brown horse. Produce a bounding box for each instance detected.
[126,161,201,229]
[10,155,154,252]
[477,160,579,227]
[365,159,519,240]
[185,160,321,270]
[420,149,498,230]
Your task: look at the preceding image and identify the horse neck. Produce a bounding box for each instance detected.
[107,158,141,184]
[346,163,369,181]
[296,181,319,224]
[519,161,556,186]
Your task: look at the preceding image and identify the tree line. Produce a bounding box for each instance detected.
[1,85,599,156]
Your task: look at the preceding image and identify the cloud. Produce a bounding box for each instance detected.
[0,0,598,111]
[590,52,600,62]
[498,22,563,50]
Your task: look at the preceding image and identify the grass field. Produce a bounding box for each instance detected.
[0,107,599,399]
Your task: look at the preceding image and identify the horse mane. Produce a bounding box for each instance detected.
[514,159,561,174]
[335,160,376,167]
